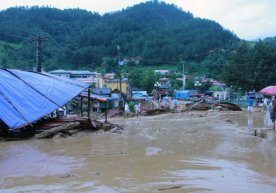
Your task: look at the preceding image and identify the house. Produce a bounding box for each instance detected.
[111,89,124,107]
[158,84,170,96]
[92,87,112,96]
[213,91,227,100]
[159,78,171,87]
[49,69,94,80]
[207,79,227,100]
[92,73,104,88]
[158,78,171,97]
[90,87,112,113]
[131,91,149,101]
[90,87,122,110]
[49,69,105,87]
[154,70,170,75]
[103,73,116,80]
[104,78,131,98]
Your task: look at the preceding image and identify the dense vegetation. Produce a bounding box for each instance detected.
[0,6,100,70]
[0,1,275,92]
[0,1,237,70]
[263,36,276,46]
[222,41,276,91]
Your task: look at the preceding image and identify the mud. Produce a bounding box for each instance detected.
[0,110,276,192]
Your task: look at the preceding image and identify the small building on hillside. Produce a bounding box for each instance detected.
[154,70,170,75]
[103,73,116,80]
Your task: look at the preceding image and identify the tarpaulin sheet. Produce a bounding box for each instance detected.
[0,69,90,129]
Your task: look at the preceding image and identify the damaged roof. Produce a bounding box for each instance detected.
[0,69,90,129]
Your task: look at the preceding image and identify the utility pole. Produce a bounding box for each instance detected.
[117,45,122,98]
[182,61,185,90]
[28,35,48,72]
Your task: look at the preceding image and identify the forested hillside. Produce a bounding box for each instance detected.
[264,36,276,46]
[0,1,238,71]
[222,41,276,91]
[0,7,100,70]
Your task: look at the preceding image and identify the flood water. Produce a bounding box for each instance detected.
[0,110,276,192]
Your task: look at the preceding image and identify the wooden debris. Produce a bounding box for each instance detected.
[183,100,206,111]
[158,185,183,191]
[84,152,124,156]
[215,106,224,111]
[34,117,124,139]
[59,173,74,178]
[214,102,242,111]
[143,108,171,116]
[225,118,233,123]
[35,122,80,139]
[36,116,95,129]
[104,122,124,130]
[184,101,242,112]
[108,109,123,118]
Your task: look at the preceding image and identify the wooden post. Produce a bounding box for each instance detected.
[80,96,83,117]
[105,101,108,123]
[88,88,91,117]
[260,129,265,138]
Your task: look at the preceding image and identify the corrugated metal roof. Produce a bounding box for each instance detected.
[49,69,93,75]
[92,87,112,95]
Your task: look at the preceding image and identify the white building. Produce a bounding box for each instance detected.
[154,70,170,75]
[49,69,105,87]
[49,69,94,79]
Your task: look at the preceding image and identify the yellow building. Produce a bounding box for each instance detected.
[104,78,131,98]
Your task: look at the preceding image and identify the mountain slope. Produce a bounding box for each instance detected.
[0,1,238,70]
[263,36,276,46]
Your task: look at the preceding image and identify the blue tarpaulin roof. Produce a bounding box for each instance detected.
[0,69,90,129]
[175,90,190,99]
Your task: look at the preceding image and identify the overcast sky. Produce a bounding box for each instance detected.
[1,0,276,40]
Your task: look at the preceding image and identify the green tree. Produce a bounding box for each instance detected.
[128,68,143,89]
[140,70,158,93]
[222,41,276,91]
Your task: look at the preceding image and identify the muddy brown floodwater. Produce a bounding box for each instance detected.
[0,110,276,192]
